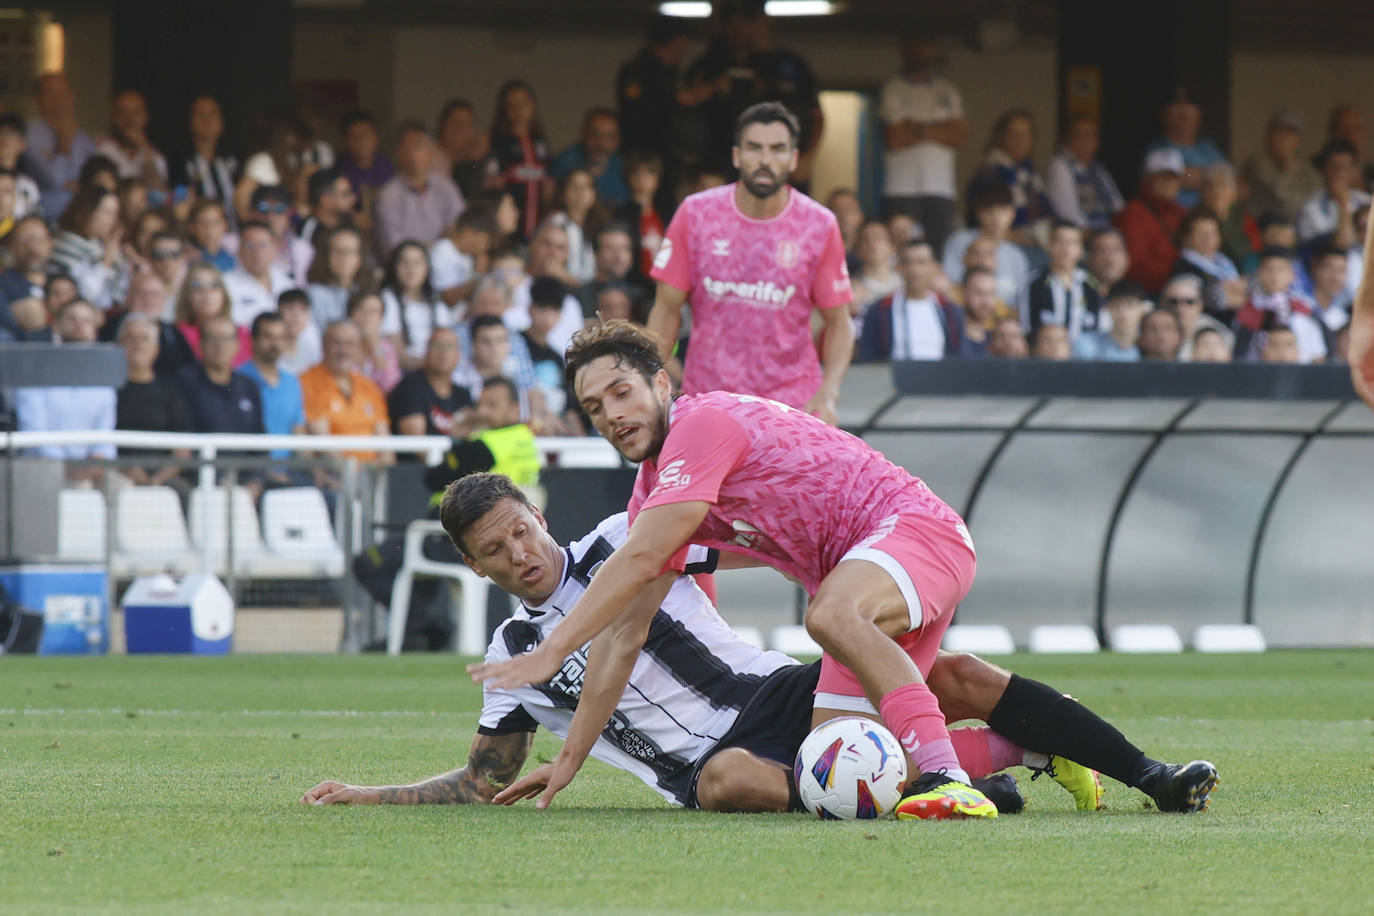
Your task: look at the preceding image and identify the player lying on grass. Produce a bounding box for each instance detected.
[467,322,1217,819]
[305,476,1212,815]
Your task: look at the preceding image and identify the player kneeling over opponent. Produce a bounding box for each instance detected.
[467,322,1217,818]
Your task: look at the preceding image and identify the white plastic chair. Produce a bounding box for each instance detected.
[387,519,498,657]
[115,486,199,574]
[259,488,346,577]
[57,489,106,561]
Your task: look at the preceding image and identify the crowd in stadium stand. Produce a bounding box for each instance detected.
[0,5,1367,477]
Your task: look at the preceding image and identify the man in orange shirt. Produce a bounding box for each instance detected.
[300,320,393,464]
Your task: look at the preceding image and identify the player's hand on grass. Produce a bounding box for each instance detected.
[804,389,839,427]
[300,781,380,805]
[467,647,560,689]
[492,755,580,810]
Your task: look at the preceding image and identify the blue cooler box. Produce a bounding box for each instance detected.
[122,574,234,654]
[0,565,108,655]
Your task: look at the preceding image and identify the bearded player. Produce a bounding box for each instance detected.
[646,101,853,426]
[471,322,1219,819]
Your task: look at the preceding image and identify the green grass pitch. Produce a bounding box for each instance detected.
[3,650,1372,914]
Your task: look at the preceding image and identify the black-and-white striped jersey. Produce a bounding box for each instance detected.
[477,513,799,805]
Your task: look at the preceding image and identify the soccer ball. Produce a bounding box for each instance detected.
[793,717,907,820]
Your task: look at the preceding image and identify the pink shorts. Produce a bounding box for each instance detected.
[814,512,977,713]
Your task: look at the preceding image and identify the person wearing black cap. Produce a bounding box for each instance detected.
[250,184,313,283]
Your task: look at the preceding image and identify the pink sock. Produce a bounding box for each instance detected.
[879,683,970,784]
[949,726,1030,778]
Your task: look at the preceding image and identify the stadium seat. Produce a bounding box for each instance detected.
[114,486,201,575]
[189,487,322,579]
[1028,625,1101,654]
[57,488,106,561]
[770,625,821,657]
[1110,624,1184,653]
[259,488,346,578]
[942,624,1016,654]
[387,519,498,656]
[1193,624,1266,653]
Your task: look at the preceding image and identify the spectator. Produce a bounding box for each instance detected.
[187,199,237,272]
[99,270,195,377]
[237,311,307,474]
[617,14,691,206]
[1257,212,1314,297]
[0,168,18,240]
[347,289,401,393]
[454,312,535,407]
[299,167,357,249]
[508,219,590,354]
[0,216,55,335]
[966,109,1051,245]
[593,281,637,323]
[177,96,239,222]
[306,226,371,328]
[95,90,167,188]
[943,185,1032,306]
[1146,92,1227,208]
[26,72,95,216]
[430,206,494,309]
[826,188,865,264]
[551,107,628,208]
[485,188,522,250]
[522,278,580,432]
[1241,109,1320,223]
[78,153,120,193]
[434,99,489,204]
[234,116,311,222]
[379,239,449,369]
[115,176,149,232]
[1171,209,1245,317]
[1325,104,1373,191]
[224,220,293,327]
[337,110,394,209]
[1115,148,1188,294]
[740,11,824,192]
[1045,114,1123,232]
[44,274,80,326]
[878,37,965,257]
[115,313,190,488]
[549,168,604,284]
[1138,307,1182,361]
[276,288,322,376]
[387,326,472,438]
[300,319,392,463]
[1310,244,1353,331]
[858,240,964,361]
[174,312,265,496]
[128,207,169,268]
[51,185,123,311]
[374,121,464,258]
[145,229,188,318]
[485,80,551,241]
[1233,247,1328,364]
[0,114,42,220]
[6,296,47,339]
[849,220,902,335]
[957,266,1016,358]
[249,185,313,284]
[1031,324,1071,360]
[1297,140,1370,249]
[1073,280,1146,361]
[578,221,651,318]
[1159,273,1231,361]
[1086,227,1130,294]
[14,299,115,472]
[1259,325,1301,364]
[1200,163,1261,275]
[987,316,1028,358]
[175,261,251,365]
[1025,221,1102,343]
[423,376,539,495]
[1191,326,1233,363]
[614,149,666,278]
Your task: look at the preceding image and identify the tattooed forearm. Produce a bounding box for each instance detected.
[374,732,534,805]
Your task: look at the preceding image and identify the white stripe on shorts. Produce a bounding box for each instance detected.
[813,692,879,715]
[837,546,924,633]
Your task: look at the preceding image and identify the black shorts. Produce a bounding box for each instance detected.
[685,660,820,809]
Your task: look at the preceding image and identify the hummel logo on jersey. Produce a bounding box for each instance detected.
[654,459,693,492]
[712,238,731,257]
[731,519,761,549]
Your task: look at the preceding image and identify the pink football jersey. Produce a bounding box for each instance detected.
[627,392,963,594]
[650,184,852,408]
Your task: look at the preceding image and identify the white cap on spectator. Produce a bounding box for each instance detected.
[1142,148,1185,176]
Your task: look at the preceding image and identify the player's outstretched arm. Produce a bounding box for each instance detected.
[468,501,710,689]
[300,731,534,806]
[1350,210,1374,407]
[646,283,688,366]
[493,573,675,809]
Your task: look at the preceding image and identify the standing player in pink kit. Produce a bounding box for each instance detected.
[647,102,854,425]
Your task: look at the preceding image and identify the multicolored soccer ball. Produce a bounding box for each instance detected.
[793,717,908,820]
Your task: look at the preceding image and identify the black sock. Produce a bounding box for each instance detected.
[986,674,1160,789]
[784,767,806,813]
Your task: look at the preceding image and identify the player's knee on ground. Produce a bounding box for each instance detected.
[927,652,1012,722]
[695,748,789,813]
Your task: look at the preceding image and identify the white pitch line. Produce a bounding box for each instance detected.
[0,708,465,718]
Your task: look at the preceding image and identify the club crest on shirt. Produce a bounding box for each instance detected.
[776,239,800,269]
